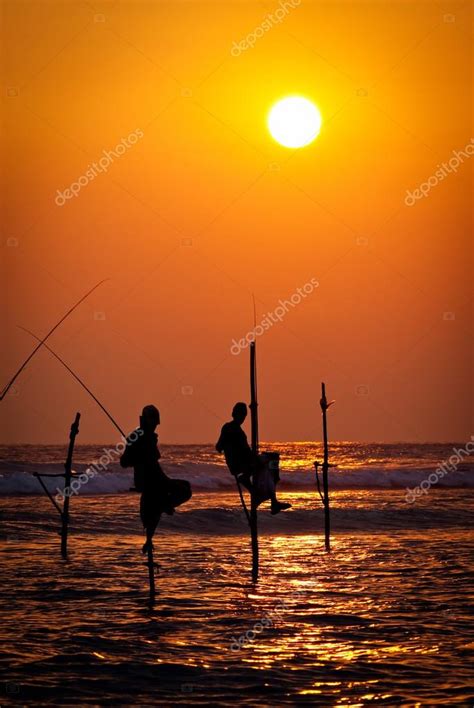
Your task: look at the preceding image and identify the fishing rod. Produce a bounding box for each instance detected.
[19,326,126,438]
[19,329,128,560]
[1,279,108,401]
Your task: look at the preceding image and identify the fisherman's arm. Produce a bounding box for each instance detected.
[120,435,140,468]
[215,425,227,453]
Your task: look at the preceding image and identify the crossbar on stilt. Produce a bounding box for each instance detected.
[34,412,81,559]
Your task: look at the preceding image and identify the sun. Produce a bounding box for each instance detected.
[268,96,322,148]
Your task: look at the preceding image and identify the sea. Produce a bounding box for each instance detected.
[1,442,473,706]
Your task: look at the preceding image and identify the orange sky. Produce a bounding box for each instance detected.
[1,0,472,444]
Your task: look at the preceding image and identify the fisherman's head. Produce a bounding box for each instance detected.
[232,402,247,425]
[141,404,160,431]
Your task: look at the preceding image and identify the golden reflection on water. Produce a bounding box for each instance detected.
[224,528,454,695]
[2,492,473,705]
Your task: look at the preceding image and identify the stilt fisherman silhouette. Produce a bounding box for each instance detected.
[216,402,291,514]
[120,405,192,553]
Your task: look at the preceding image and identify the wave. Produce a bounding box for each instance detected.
[0,459,472,496]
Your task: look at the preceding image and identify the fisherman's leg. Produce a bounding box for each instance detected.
[269,472,291,514]
[165,479,192,510]
[141,492,161,553]
[161,479,193,516]
[142,513,161,553]
[235,464,253,492]
[270,496,292,514]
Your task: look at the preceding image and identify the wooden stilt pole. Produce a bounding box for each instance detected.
[320,383,332,552]
[250,503,259,582]
[34,412,81,558]
[147,544,156,602]
[249,341,259,581]
[61,413,81,559]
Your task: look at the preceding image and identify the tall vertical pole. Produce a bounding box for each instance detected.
[250,342,259,454]
[249,341,259,581]
[320,383,330,552]
[61,412,81,559]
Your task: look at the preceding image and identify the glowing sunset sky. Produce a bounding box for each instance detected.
[1,0,472,443]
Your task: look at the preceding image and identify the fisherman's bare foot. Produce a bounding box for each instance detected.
[271,501,292,515]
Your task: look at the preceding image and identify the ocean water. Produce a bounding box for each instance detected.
[1,444,473,706]
[1,441,473,495]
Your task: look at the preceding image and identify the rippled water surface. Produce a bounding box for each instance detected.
[1,490,473,706]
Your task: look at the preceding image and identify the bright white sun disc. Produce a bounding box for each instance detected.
[268,97,322,148]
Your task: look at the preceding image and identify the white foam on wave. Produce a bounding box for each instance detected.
[0,460,472,496]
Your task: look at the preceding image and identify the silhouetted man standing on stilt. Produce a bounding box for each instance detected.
[120,405,192,553]
[216,402,290,514]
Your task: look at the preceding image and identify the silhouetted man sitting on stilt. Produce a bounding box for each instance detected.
[216,402,291,514]
[120,405,192,554]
